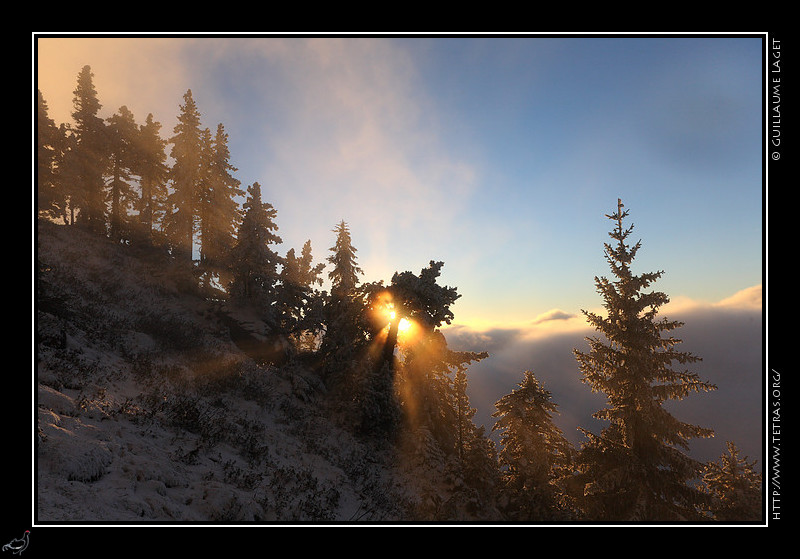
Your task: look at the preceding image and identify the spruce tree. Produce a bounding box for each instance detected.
[70,65,107,233]
[326,220,363,298]
[198,123,243,293]
[277,240,325,337]
[105,105,139,243]
[320,220,366,369]
[136,113,169,243]
[701,442,762,521]
[229,182,282,321]
[572,199,716,521]
[164,89,204,262]
[492,371,574,520]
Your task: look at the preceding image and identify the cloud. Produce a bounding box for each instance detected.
[35,37,481,286]
[531,308,575,324]
[36,37,193,132]
[444,286,764,469]
[225,38,480,281]
[715,284,762,310]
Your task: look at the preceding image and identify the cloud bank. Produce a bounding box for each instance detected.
[444,285,764,469]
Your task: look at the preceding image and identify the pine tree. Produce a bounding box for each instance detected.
[136,113,169,243]
[105,105,140,243]
[164,89,204,262]
[572,199,717,521]
[198,123,243,293]
[701,442,762,521]
[70,65,107,233]
[492,371,574,520]
[229,182,282,321]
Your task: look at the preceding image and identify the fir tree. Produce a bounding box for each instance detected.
[136,113,169,244]
[164,89,204,262]
[70,65,107,233]
[198,123,243,293]
[229,182,282,321]
[572,199,716,521]
[105,105,140,243]
[320,220,366,370]
[492,371,574,520]
[378,260,460,372]
[701,442,762,521]
[326,220,363,298]
[277,240,325,337]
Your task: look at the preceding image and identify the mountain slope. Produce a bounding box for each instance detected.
[35,219,456,523]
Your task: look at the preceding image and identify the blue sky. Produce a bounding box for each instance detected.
[35,34,764,332]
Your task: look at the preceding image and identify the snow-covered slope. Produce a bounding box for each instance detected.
[35,220,454,524]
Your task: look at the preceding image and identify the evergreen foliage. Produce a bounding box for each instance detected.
[320,221,367,372]
[164,89,204,262]
[326,220,363,298]
[70,65,107,233]
[700,441,762,521]
[229,182,283,322]
[277,241,325,338]
[37,66,755,524]
[37,90,64,220]
[572,199,717,521]
[199,123,244,293]
[105,105,140,243]
[135,113,169,244]
[492,371,574,520]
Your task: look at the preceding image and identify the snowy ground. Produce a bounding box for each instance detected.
[34,221,427,524]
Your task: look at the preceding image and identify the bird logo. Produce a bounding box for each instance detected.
[2,531,29,555]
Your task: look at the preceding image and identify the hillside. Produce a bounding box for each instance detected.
[35,219,490,524]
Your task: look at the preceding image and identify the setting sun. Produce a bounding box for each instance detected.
[398,317,411,334]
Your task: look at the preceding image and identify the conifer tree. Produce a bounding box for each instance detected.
[320,220,366,368]
[327,220,363,298]
[56,124,80,225]
[378,260,460,372]
[492,371,574,520]
[105,105,140,243]
[572,199,717,521]
[277,240,325,337]
[198,123,243,293]
[164,89,204,262]
[70,65,107,233]
[136,113,169,243]
[37,90,63,220]
[229,182,282,321]
[700,442,762,521]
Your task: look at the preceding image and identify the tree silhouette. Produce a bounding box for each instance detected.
[37,90,62,220]
[164,89,204,262]
[198,123,243,293]
[572,199,716,521]
[105,105,139,243]
[277,240,325,338]
[229,182,282,321]
[70,65,107,233]
[135,113,168,243]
